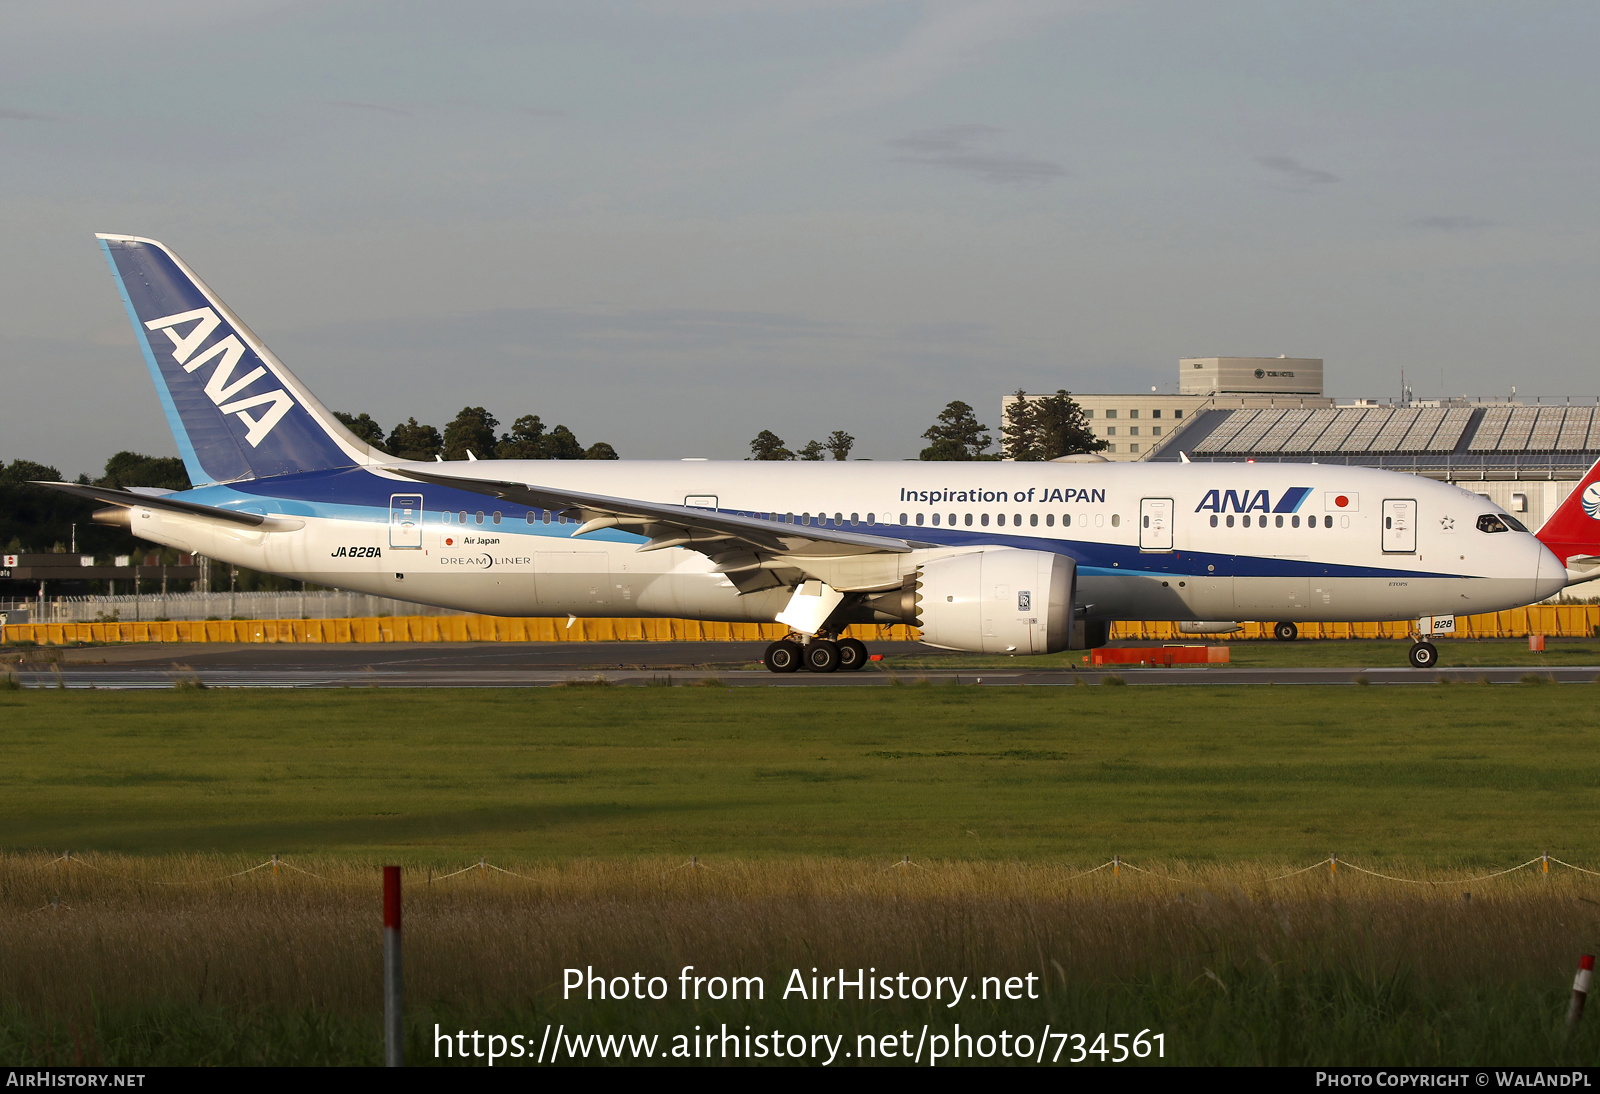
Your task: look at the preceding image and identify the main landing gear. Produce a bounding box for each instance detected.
[1272,621,1299,642]
[763,634,870,674]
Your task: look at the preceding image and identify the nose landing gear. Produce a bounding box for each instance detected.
[1408,641,1438,669]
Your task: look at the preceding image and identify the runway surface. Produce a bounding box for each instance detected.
[6,641,1597,688]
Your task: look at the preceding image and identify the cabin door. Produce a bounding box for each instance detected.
[1139,497,1174,551]
[389,494,423,549]
[1382,499,1417,553]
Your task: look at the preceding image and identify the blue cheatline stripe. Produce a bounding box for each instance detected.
[1273,486,1312,514]
[99,239,208,485]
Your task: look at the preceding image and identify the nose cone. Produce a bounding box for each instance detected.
[1534,540,1568,602]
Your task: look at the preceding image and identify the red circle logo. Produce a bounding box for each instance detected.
[445,537,453,545]
[1335,495,1349,508]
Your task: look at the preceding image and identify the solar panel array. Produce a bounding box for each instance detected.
[1192,405,1598,456]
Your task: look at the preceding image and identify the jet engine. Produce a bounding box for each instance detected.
[869,549,1080,654]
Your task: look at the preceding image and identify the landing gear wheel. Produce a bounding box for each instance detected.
[804,640,841,673]
[837,638,869,671]
[1409,641,1438,669]
[1273,621,1299,642]
[764,640,802,673]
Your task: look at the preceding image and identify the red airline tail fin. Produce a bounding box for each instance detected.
[1536,456,1600,567]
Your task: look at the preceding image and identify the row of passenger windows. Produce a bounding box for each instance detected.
[1209,514,1335,529]
[431,507,1358,534]
[439,510,577,525]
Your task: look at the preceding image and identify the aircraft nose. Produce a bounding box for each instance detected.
[1534,540,1567,602]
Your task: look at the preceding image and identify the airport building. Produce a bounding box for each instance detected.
[1007,357,1600,532]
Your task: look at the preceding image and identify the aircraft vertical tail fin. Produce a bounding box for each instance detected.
[1535,456,1600,568]
[97,234,388,485]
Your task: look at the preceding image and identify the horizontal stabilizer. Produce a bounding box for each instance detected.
[35,480,279,528]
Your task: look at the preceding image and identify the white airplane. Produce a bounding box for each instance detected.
[45,235,1582,672]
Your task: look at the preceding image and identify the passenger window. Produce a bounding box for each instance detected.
[996,514,1005,526]
[1062,514,1071,527]
[916,513,925,526]
[1030,514,1038,527]
[835,513,842,524]
[1291,515,1299,528]
[493,512,501,525]
[1014,513,1022,525]
[475,511,484,524]
[1477,514,1509,533]
[1209,515,1218,527]
[868,513,875,525]
[965,514,973,527]
[899,513,907,525]
[981,514,990,526]
[1046,514,1055,527]
[1226,515,1235,528]
[1111,514,1121,528]
[443,512,452,524]
[1242,515,1251,528]
[1324,516,1332,528]
[948,514,955,526]
[932,513,941,526]
[459,511,467,523]
[1275,515,1283,528]
[543,510,552,524]
[525,512,534,524]
[850,513,858,525]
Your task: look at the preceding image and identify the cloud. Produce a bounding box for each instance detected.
[889,124,1066,184]
[1256,155,1339,188]
[1409,215,1493,232]
[786,0,1081,118]
[0,107,56,121]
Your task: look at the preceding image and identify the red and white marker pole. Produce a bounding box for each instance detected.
[1568,954,1593,1031]
[384,865,404,1066]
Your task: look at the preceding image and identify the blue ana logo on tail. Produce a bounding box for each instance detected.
[1195,487,1312,514]
[1583,482,1600,521]
[144,308,295,447]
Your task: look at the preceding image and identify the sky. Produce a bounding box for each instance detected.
[3,0,1598,477]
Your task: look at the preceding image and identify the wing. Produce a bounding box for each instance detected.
[393,466,931,593]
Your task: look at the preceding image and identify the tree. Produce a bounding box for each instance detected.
[1004,389,1105,460]
[825,430,855,461]
[583,442,619,460]
[920,401,994,461]
[796,439,827,461]
[495,414,546,459]
[98,451,191,490]
[540,424,585,460]
[386,418,442,460]
[748,430,794,461]
[333,411,388,450]
[442,406,499,461]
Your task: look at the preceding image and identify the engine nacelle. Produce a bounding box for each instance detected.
[908,549,1076,655]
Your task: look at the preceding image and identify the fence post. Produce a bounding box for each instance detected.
[383,865,403,1067]
[1569,954,1594,1031]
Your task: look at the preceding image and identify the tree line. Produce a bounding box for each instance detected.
[334,407,618,462]
[748,389,1104,462]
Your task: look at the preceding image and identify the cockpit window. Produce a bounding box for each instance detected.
[1477,514,1509,534]
[1502,514,1529,533]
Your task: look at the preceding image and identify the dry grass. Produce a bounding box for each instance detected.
[5,853,1597,1016]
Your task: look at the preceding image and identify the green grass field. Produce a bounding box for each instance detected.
[7,685,1600,1067]
[3,684,1598,863]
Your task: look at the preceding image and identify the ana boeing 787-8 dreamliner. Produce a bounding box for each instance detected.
[42,235,1584,671]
